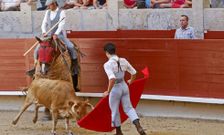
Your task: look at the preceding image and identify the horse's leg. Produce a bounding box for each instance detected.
[65,117,73,135]
[33,103,43,124]
[12,95,34,125]
[51,109,58,135]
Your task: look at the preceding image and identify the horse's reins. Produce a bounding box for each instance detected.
[58,40,86,58]
[53,39,73,75]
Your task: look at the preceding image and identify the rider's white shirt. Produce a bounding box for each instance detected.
[41,7,66,36]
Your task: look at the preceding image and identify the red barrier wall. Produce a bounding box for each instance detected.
[204,31,224,39]
[1,37,224,99]
[72,38,224,99]
[0,39,34,90]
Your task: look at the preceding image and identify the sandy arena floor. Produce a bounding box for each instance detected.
[1,111,224,135]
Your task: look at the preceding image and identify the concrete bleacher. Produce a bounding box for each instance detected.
[0,0,223,39]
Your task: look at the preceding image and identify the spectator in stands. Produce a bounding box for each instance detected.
[93,0,107,9]
[124,0,155,9]
[28,0,69,10]
[175,15,196,39]
[123,0,136,8]
[136,0,146,8]
[181,0,192,8]
[152,0,170,8]
[146,0,156,8]
[136,0,154,8]
[153,0,186,8]
[74,0,93,9]
[62,0,75,9]
[1,0,21,11]
[27,0,47,10]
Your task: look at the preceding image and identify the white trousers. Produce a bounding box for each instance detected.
[109,81,139,127]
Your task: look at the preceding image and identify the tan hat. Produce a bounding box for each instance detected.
[45,0,57,6]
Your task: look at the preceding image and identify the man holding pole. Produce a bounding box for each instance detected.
[31,0,79,90]
[31,0,79,120]
[34,0,77,68]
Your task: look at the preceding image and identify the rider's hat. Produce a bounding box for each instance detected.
[45,0,57,6]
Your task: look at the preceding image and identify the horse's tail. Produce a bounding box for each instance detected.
[19,87,29,95]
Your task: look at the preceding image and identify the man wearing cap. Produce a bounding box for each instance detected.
[34,0,77,64]
[33,0,79,80]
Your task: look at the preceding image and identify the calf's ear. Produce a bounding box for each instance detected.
[68,101,74,107]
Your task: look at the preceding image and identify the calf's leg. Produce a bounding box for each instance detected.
[51,109,58,135]
[12,96,33,125]
[65,117,73,135]
[33,104,43,123]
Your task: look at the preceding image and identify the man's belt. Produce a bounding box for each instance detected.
[115,78,124,84]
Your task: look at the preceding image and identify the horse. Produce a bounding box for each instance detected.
[12,37,92,135]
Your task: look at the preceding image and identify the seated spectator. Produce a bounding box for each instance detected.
[146,0,155,8]
[74,0,93,9]
[124,0,155,9]
[171,0,185,8]
[175,15,196,39]
[136,0,146,8]
[123,0,136,8]
[1,0,21,11]
[181,0,192,8]
[152,0,170,8]
[63,0,75,9]
[153,0,186,8]
[27,0,47,10]
[93,0,107,9]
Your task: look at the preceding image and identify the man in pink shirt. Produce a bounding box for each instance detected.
[153,0,186,8]
[172,0,185,8]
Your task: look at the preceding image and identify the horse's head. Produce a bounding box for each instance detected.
[69,99,94,120]
[36,36,58,75]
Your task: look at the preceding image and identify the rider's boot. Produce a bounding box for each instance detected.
[71,59,80,92]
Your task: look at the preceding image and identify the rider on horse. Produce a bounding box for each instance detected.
[27,0,79,91]
[26,0,80,121]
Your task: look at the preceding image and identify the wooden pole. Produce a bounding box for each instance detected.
[23,17,65,56]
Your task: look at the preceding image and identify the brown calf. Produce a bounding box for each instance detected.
[12,78,93,135]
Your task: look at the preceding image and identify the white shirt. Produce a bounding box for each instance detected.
[175,26,196,39]
[41,7,66,35]
[104,55,137,80]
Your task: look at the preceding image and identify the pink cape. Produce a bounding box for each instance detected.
[77,67,149,132]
